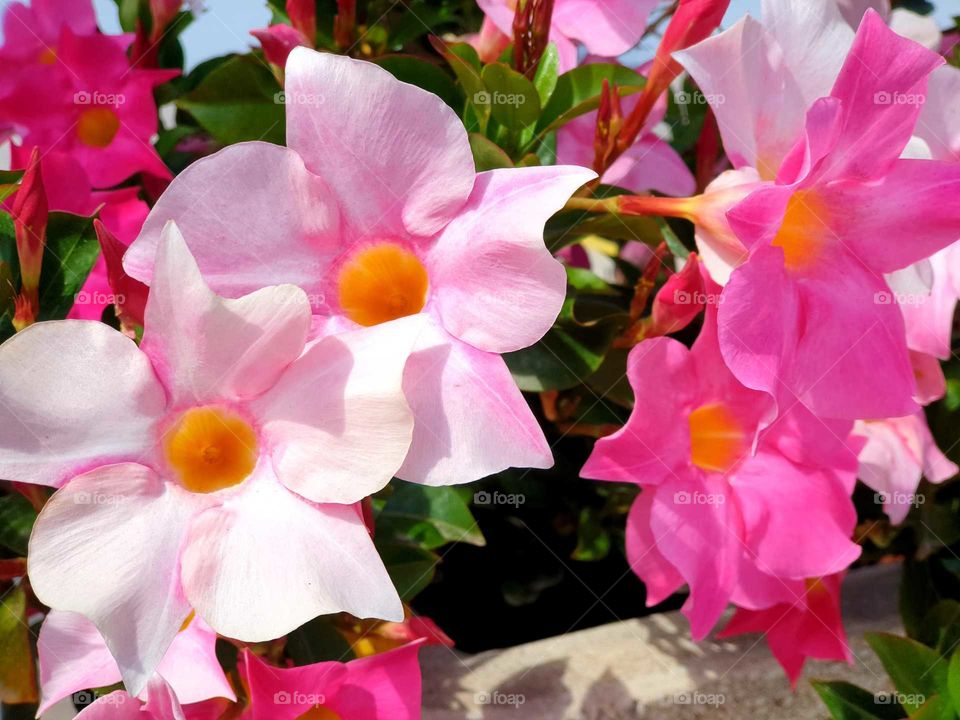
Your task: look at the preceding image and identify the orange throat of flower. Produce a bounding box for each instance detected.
[77,107,120,148]
[295,708,342,720]
[688,402,747,473]
[164,407,258,493]
[771,191,830,272]
[337,242,428,326]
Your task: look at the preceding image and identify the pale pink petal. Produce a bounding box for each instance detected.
[552,0,655,58]
[605,137,696,196]
[902,244,960,362]
[156,616,236,705]
[28,464,197,695]
[251,317,418,504]
[911,350,947,405]
[124,142,339,302]
[428,166,595,353]
[181,469,403,642]
[916,65,960,163]
[396,317,551,486]
[0,321,166,487]
[38,611,123,716]
[285,48,475,238]
[74,691,144,720]
[142,675,187,720]
[836,0,889,27]
[677,17,808,173]
[141,222,311,405]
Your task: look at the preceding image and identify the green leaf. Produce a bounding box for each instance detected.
[545,209,663,250]
[867,632,949,715]
[912,695,953,720]
[0,585,37,704]
[469,133,514,171]
[948,652,960,715]
[0,494,36,556]
[374,55,462,112]
[532,43,560,108]
[812,680,908,720]
[572,507,610,561]
[535,63,644,136]
[430,38,489,129]
[286,615,355,665]
[479,63,541,131]
[380,481,485,548]
[178,55,285,146]
[377,543,438,601]
[37,212,101,322]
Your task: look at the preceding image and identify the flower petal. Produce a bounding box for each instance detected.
[397,317,551,485]
[429,166,595,353]
[28,464,196,695]
[624,493,684,607]
[124,142,339,303]
[285,48,474,238]
[251,317,418,504]
[181,470,402,641]
[141,222,311,405]
[0,321,165,486]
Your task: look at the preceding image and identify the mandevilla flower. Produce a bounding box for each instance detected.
[474,0,657,71]
[581,284,862,638]
[37,609,234,715]
[72,676,187,720]
[124,48,596,487]
[1,225,415,692]
[243,642,423,720]
[0,0,175,187]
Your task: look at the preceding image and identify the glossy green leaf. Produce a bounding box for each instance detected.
[377,543,438,601]
[479,63,541,130]
[866,632,949,715]
[0,585,37,704]
[380,481,485,548]
[430,37,489,129]
[532,43,560,107]
[37,212,101,323]
[0,494,36,556]
[469,133,514,171]
[535,63,644,136]
[812,680,907,720]
[286,615,355,665]
[948,652,960,715]
[572,507,611,561]
[178,55,285,146]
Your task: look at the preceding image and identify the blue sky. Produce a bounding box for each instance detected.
[0,0,956,69]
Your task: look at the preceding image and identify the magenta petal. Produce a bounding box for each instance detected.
[335,642,423,719]
[624,493,684,606]
[397,317,551,486]
[429,166,595,353]
[284,48,475,239]
[244,650,346,720]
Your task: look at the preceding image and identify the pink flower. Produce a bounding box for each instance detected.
[474,0,658,71]
[73,676,187,720]
[719,573,851,687]
[0,1,175,187]
[124,49,595,487]
[854,412,957,524]
[710,12,960,420]
[555,61,696,196]
[243,642,423,720]
[250,24,310,70]
[1,226,414,693]
[581,286,861,638]
[37,609,234,715]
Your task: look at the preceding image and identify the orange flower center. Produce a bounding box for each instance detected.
[688,402,746,473]
[77,107,120,148]
[179,610,196,633]
[771,191,830,272]
[37,47,57,65]
[164,407,258,493]
[295,708,342,720]
[337,243,428,326]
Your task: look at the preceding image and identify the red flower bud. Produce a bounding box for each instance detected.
[11,147,47,331]
[94,219,149,329]
[287,0,317,46]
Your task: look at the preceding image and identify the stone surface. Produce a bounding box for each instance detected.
[421,563,902,719]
